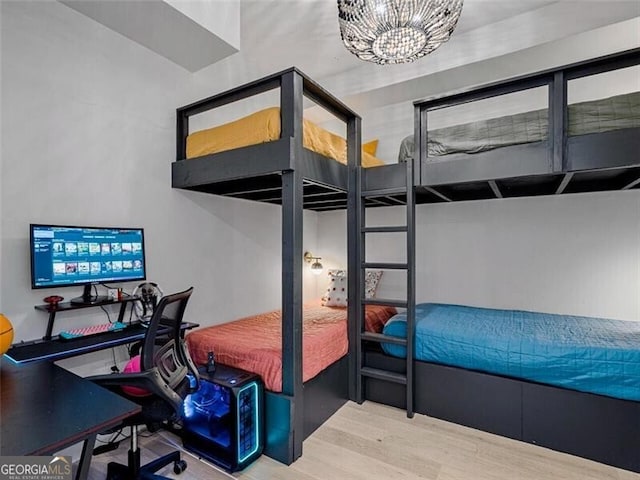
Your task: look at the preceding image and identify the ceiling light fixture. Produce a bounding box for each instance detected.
[337,0,464,65]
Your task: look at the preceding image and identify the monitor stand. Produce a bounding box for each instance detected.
[70,284,110,305]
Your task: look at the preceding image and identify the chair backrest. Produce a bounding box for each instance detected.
[139,287,198,393]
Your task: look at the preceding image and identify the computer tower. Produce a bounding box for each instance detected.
[181,364,264,472]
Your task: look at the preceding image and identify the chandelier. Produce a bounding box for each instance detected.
[337,0,464,65]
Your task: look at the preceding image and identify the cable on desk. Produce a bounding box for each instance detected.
[98,305,123,372]
[99,305,113,324]
[100,283,133,298]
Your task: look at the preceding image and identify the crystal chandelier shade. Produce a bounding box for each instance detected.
[337,0,464,65]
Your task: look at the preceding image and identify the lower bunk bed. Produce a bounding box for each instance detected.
[364,303,640,472]
[185,301,396,464]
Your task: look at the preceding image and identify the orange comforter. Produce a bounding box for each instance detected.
[185,302,396,392]
[186,107,385,167]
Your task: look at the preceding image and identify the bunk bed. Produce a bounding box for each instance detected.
[356,48,640,473]
[173,50,639,470]
[361,48,640,204]
[172,67,374,464]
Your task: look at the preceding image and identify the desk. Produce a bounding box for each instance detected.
[5,321,199,364]
[0,359,141,480]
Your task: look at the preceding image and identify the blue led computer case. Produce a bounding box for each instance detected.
[182,364,264,472]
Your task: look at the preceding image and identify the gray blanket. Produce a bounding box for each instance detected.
[398,91,639,162]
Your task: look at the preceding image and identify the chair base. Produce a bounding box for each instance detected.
[105,446,186,480]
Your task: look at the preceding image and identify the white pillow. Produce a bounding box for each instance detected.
[323,270,347,307]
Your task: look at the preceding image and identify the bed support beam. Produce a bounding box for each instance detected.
[622,175,640,190]
[280,70,305,463]
[281,168,304,463]
[488,181,503,199]
[176,110,188,161]
[423,186,452,202]
[347,113,363,403]
[550,71,567,173]
[556,172,574,194]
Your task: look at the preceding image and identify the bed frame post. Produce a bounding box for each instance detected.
[550,71,567,173]
[280,69,305,462]
[281,70,304,169]
[415,103,426,186]
[347,114,362,402]
[176,109,189,161]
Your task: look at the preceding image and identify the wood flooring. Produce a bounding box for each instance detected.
[88,401,640,480]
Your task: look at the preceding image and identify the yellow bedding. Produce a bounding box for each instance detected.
[186,107,385,167]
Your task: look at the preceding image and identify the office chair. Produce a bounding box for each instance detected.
[89,287,199,480]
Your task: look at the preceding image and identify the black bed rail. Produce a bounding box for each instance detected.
[414,48,639,110]
[176,67,361,162]
[414,48,640,189]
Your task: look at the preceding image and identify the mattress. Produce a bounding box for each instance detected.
[398,91,640,161]
[186,301,396,392]
[186,107,385,167]
[382,303,640,401]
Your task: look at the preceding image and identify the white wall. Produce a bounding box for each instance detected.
[318,190,640,322]
[0,1,319,376]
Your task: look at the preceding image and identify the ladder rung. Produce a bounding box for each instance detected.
[361,367,407,384]
[361,332,407,346]
[363,262,408,270]
[362,298,408,308]
[362,226,407,233]
[362,187,406,198]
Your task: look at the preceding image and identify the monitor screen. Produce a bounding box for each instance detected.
[30,224,146,289]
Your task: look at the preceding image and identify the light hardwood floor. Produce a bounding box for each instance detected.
[89,401,640,480]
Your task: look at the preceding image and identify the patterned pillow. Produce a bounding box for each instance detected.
[365,270,383,298]
[321,269,383,306]
[323,270,348,307]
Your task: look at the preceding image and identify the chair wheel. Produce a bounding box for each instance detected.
[173,460,187,474]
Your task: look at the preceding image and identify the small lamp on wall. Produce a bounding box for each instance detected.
[304,252,324,275]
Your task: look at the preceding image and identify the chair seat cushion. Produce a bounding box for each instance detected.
[122,355,152,397]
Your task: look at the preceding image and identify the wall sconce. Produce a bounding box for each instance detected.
[304,252,324,275]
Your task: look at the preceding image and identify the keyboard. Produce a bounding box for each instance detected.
[59,322,127,340]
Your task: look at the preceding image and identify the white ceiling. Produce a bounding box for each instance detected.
[237,0,558,79]
[233,1,639,107]
[61,0,640,114]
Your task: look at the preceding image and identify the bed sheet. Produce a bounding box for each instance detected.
[186,107,385,167]
[186,302,396,392]
[382,303,640,401]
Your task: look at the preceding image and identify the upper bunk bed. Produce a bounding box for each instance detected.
[362,48,640,204]
[172,67,383,211]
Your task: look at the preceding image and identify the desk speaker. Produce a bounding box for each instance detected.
[181,364,264,472]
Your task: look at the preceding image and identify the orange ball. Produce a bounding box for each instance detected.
[0,314,14,355]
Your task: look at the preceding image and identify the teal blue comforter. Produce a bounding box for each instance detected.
[382,303,640,401]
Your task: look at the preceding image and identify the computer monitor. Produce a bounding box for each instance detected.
[30,224,146,305]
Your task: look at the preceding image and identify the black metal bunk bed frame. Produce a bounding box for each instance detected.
[173,68,363,464]
[359,48,640,473]
[173,49,639,470]
[361,47,640,205]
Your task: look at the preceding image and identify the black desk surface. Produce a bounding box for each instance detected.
[6,321,199,364]
[0,360,141,456]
